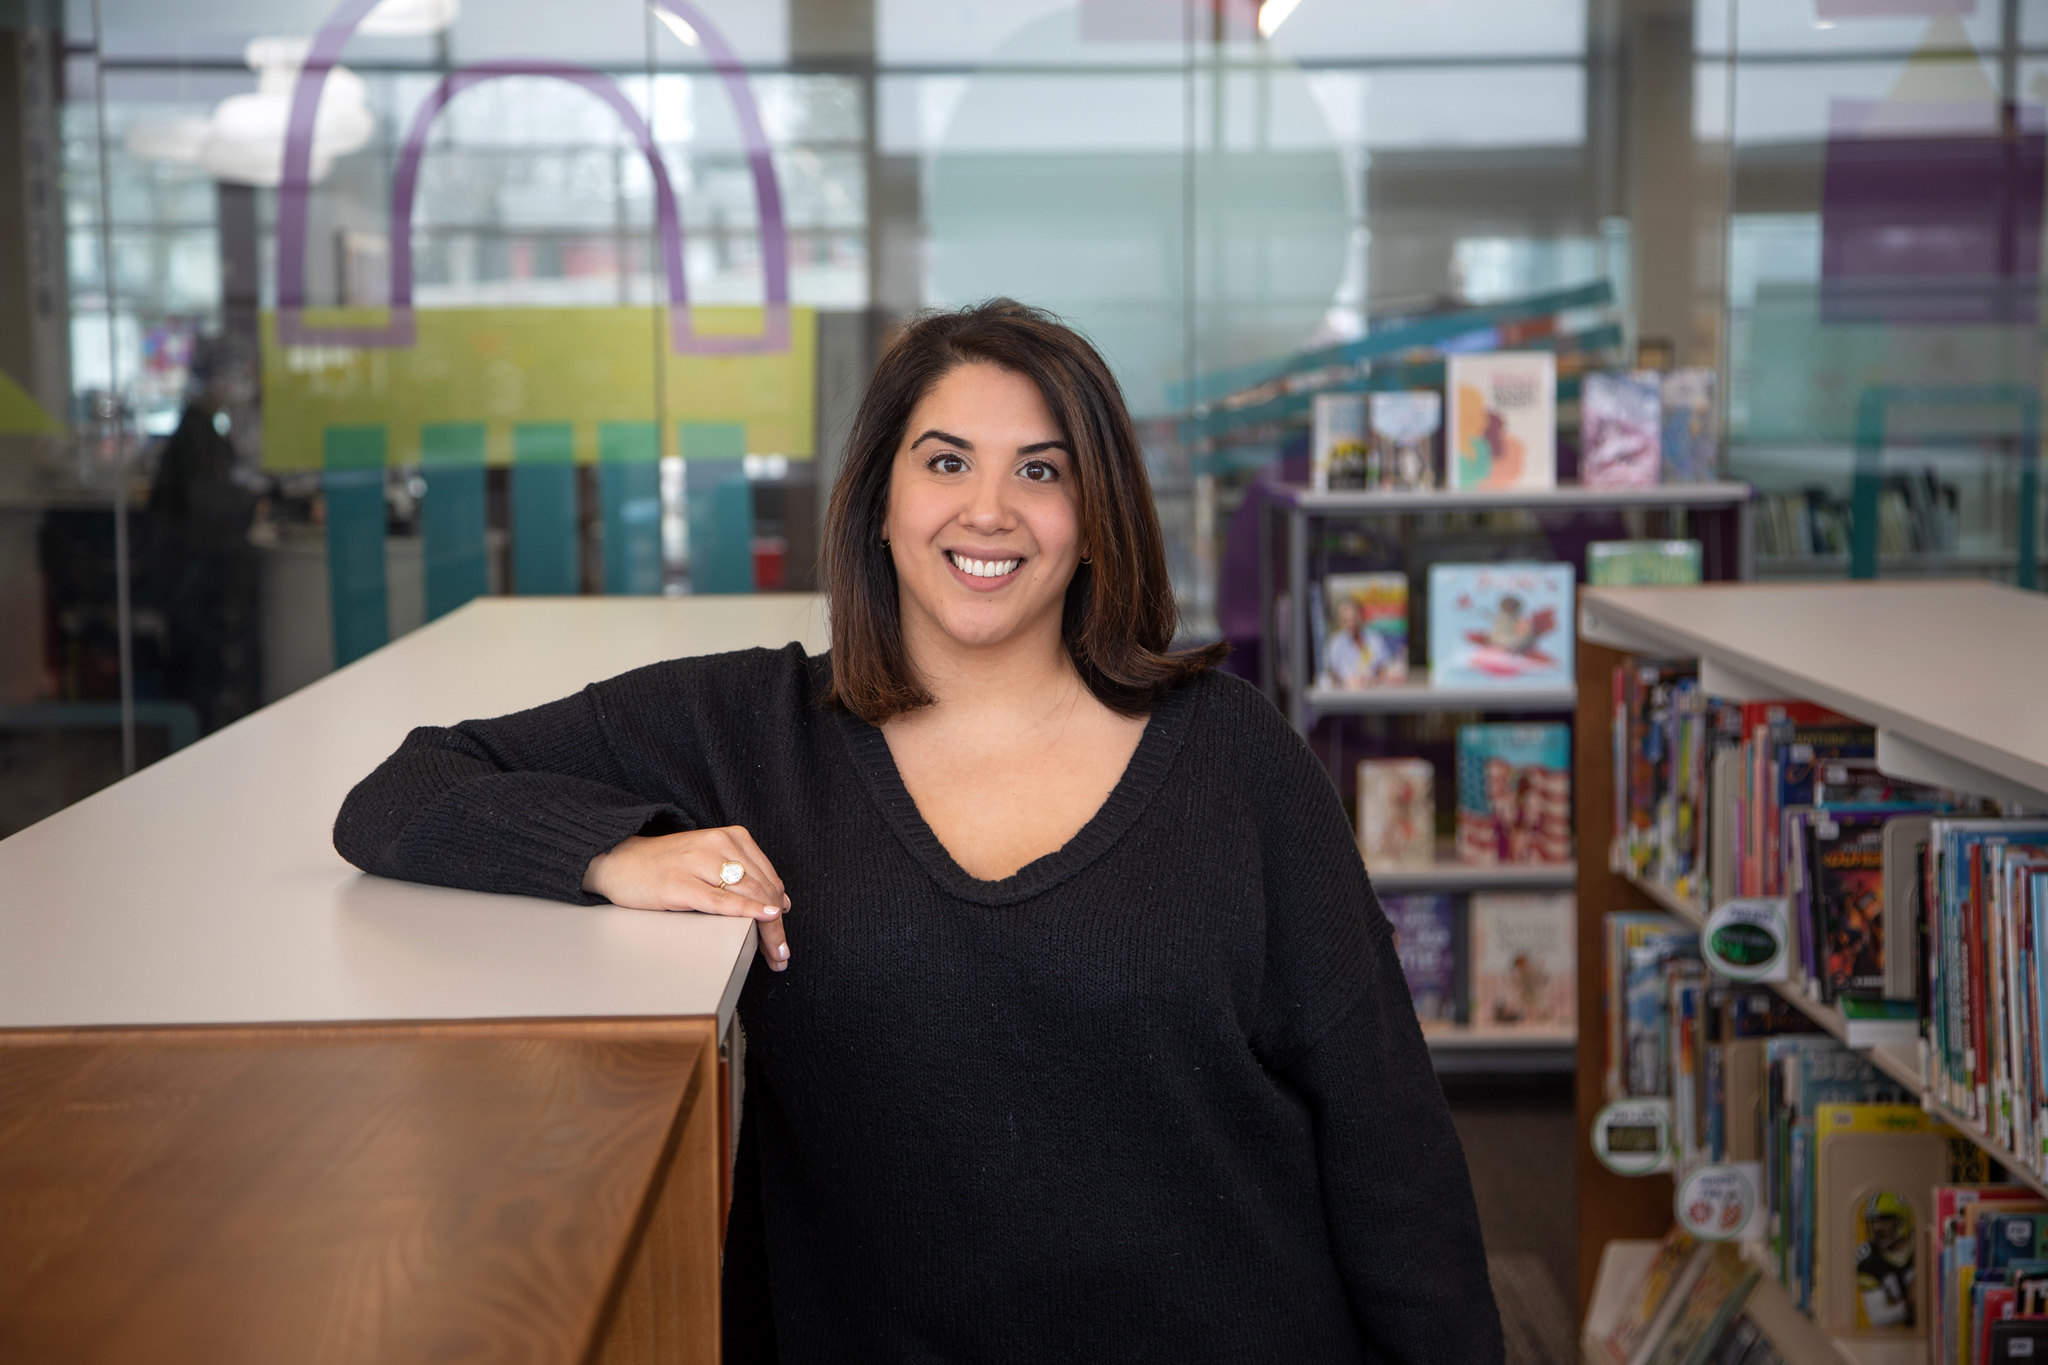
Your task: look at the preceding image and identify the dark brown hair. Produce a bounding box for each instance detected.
[822,298,1226,724]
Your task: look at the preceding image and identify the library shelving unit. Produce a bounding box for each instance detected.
[1570,578,2048,1353]
[1262,481,1755,1077]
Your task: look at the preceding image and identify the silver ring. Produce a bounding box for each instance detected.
[719,860,745,887]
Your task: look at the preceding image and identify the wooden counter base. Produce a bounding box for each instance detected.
[0,1019,721,1365]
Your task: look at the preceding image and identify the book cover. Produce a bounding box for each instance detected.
[1311,391,1369,492]
[1367,390,1441,491]
[1446,351,1557,491]
[1808,812,1889,1000]
[1319,573,1409,688]
[1588,539,1704,587]
[1469,891,1575,1030]
[1645,1244,1760,1365]
[1427,561,1575,687]
[1456,722,1572,866]
[1602,1226,1700,1365]
[1661,368,1719,484]
[1381,893,1458,1024]
[1814,1102,1953,1335]
[1358,757,1435,868]
[1582,370,1664,489]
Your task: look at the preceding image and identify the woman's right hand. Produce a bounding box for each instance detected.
[582,827,793,971]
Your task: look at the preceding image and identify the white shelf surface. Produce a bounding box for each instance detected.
[1423,1022,1576,1074]
[1580,581,2048,805]
[1285,480,1753,515]
[1308,672,1575,715]
[0,595,832,1034]
[1368,855,1576,894]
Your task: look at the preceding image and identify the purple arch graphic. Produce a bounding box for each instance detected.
[275,0,789,354]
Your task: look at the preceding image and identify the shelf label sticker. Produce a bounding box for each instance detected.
[1592,1099,1673,1176]
[1703,898,1790,983]
[1675,1162,1763,1243]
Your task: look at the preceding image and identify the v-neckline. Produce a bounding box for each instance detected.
[833,676,1203,907]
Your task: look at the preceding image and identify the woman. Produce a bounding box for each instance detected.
[336,300,1501,1363]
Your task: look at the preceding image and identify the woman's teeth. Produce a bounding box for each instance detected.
[949,552,1020,579]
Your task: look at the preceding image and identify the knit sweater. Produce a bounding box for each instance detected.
[334,645,1503,1364]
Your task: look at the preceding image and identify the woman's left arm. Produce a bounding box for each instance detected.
[1252,730,1505,1364]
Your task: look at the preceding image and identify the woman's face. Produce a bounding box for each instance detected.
[882,361,1083,656]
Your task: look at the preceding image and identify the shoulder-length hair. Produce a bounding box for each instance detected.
[822,298,1226,724]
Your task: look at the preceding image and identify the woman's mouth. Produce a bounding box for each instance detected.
[946,551,1022,584]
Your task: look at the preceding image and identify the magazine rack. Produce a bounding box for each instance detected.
[1573,580,2048,1358]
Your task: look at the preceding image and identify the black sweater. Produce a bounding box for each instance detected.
[334,645,1502,1364]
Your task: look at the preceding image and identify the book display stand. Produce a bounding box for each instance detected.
[1573,580,2048,1365]
[1263,482,1755,1074]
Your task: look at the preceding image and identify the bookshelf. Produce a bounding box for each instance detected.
[1572,579,2048,1331]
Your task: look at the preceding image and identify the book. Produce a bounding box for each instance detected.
[1661,368,1719,484]
[1588,540,1704,587]
[1601,1226,1700,1365]
[1446,351,1557,491]
[1318,573,1409,688]
[1456,722,1571,866]
[1381,893,1459,1024]
[1367,390,1441,491]
[1427,561,1575,688]
[1582,370,1664,489]
[1645,1243,1760,1365]
[1469,891,1574,1031]
[1882,816,1933,1001]
[1358,757,1435,868]
[1310,392,1369,492]
[1807,811,1890,1000]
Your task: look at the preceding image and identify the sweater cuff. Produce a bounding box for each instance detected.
[510,795,689,905]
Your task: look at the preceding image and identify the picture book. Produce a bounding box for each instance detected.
[1625,929,1699,1098]
[1318,573,1409,688]
[1311,391,1369,492]
[1814,1102,1954,1335]
[1469,891,1575,1031]
[1600,1226,1699,1365]
[1456,722,1571,866]
[1605,912,1686,1100]
[1582,370,1664,488]
[1381,893,1458,1025]
[1358,757,1435,867]
[1446,351,1557,491]
[1661,368,1719,484]
[1588,539,1704,587]
[1807,812,1890,1001]
[1645,1243,1760,1365]
[1367,390,1441,491]
[1427,561,1575,687]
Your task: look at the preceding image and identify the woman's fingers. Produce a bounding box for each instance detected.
[757,915,791,972]
[724,827,790,908]
[669,878,784,923]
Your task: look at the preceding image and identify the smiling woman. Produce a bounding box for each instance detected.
[335,298,1502,1365]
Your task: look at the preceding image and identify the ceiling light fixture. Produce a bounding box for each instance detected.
[1258,0,1304,39]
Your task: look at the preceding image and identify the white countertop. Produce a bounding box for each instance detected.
[1579,579,2048,803]
[0,594,830,1032]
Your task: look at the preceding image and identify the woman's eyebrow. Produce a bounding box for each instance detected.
[910,428,972,450]
[1018,439,1072,456]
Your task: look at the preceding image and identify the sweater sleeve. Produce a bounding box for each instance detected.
[333,672,710,906]
[1247,706,1504,1364]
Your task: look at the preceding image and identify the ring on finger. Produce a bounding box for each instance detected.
[718,860,746,887]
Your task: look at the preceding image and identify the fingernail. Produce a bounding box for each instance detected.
[761,905,779,917]
[777,943,790,961]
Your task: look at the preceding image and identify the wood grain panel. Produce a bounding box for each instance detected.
[0,1019,718,1365]
[1574,637,1677,1320]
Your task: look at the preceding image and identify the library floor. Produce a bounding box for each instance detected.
[1446,1074,1578,1365]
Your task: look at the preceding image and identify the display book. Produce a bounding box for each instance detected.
[1311,559,1583,691]
[1378,889,1574,1033]
[1579,368,1722,489]
[1598,931,2017,1357]
[1357,723,1569,870]
[1310,390,1441,493]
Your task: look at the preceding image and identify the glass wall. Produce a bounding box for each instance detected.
[2,0,2043,834]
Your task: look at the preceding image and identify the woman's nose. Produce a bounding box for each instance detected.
[960,470,1014,529]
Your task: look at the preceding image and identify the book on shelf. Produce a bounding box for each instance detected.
[1381,893,1461,1025]
[1599,1232,1828,1365]
[1469,891,1574,1031]
[1589,539,1704,587]
[1660,369,1719,485]
[1583,370,1664,489]
[1455,722,1571,866]
[1445,351,1557,491]
[1368,390,1441,491]
[1311,392,1369,492]
[1358,757,1435,868]
[1317,573,1409,688]
[1427,561,1575,688]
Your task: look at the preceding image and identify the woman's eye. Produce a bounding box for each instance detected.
[1020,460,1059,483]
[927,452,967,474]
